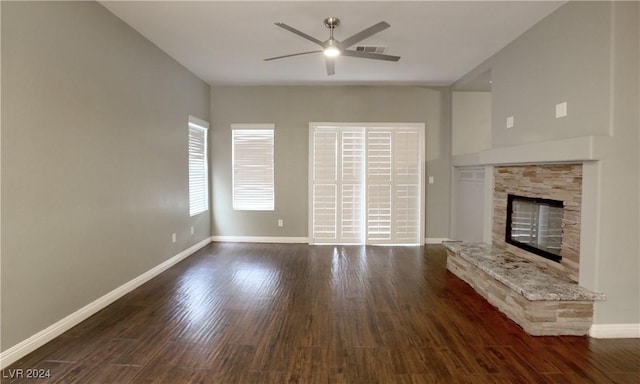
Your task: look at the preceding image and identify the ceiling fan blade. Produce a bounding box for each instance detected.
[342,50,401,62]
[275,22,324,47]
[264,50,322,61]
[340,21,390,49]
[325,56,335,76]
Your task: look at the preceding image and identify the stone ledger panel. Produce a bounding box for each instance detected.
[493,164,582,282]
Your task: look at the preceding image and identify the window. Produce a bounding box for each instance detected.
[309,123,424,245]
[232,124,275,211]
[188,116,209,216]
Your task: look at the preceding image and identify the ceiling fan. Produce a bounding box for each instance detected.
[264,17,400,76]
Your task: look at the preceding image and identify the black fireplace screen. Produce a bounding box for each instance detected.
[505,194,563,262]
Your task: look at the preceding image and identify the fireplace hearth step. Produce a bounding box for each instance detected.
[443,241,605,336]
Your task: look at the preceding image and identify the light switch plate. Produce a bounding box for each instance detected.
[555,102,568,118]
[428,176,434,184]
[506,116,514,129]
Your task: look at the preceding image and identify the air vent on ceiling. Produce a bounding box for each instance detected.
[355,45,387,54]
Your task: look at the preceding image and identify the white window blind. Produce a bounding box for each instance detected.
[232,124,275,211]
[310,124,423,245]
[188,117,209,216]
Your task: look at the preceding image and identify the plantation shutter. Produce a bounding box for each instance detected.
[310,124,423,245]
[232,125,275,211]
[366,130,393,243]
[340,130,365,242]
[392,129,421,243]
[188,118,209,216]
[311,128,339,242]
[311,127,366,243]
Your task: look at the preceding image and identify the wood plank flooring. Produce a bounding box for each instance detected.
[2,243,639,383]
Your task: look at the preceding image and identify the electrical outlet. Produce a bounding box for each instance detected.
[190,226,194,235]
[172,233,176,243]
[278,219,284,227]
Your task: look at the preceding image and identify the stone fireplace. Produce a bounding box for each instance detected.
[444,162,605,336]
[493,164,582,282]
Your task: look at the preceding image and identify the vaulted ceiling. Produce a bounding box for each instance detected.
[100,1,565,86]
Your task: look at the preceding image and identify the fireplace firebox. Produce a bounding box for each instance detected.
[505,194,563,263]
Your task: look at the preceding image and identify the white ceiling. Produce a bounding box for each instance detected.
[100,1,565,86]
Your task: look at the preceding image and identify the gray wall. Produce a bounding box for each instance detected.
[451,91,491,155]
[210,86,451,240]
[1,2,210,350]
[454,1,639,325]
[490,2,613,146]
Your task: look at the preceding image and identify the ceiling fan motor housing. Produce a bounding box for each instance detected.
[324,17,340,29]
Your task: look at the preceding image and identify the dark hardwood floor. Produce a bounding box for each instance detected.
[2,243,639,383]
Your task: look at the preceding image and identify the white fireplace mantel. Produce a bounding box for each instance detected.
[451,135,609,167]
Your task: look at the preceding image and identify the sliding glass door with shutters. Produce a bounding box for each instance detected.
[310,126,366,244]
[309,123,425,245]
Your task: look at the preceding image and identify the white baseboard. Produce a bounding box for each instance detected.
[0,237,212,369]
[425,238,453,244]
[213,236,450,245]
[211,236,309,244]
[589,323,640,338]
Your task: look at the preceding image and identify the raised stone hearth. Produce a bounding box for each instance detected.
[444,241,605,336]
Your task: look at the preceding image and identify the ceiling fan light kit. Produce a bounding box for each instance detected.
[323,44,340,57]
[265,17,400,76]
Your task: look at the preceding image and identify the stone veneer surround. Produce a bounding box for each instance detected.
[493,164,582,282]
